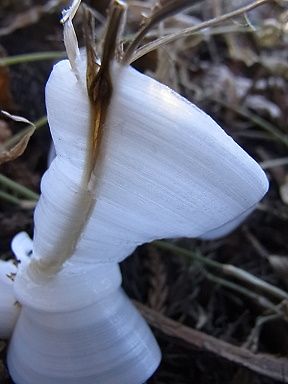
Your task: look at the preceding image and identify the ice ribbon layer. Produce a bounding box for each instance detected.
[33,59,268,265]
[0,260,19,338]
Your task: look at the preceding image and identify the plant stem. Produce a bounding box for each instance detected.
[123,24,252,43]
[0,51,66,66]
[243,313,280,351]
[154,241,288,302]
[130,0,270,63]
[123,0,198,64]
[203,270,282,315]
[0,190,22,205]
[154,240,220,268]
[0,174,39,201]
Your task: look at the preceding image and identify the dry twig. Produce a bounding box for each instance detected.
[136,301,288,383]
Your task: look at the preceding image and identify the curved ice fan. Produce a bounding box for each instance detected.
[33,59,268,265]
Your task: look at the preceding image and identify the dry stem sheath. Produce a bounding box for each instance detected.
[86,0,126,181]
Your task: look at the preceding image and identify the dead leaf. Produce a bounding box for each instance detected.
[1,111,34,125]
[0,110,36,163]
[226,33,258,66]
[0,126,35,166]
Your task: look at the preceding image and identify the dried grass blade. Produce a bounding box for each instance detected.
[123,0,201,63]
[130,0,270,63]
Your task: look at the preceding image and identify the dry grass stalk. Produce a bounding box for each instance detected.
[136,301,288,383]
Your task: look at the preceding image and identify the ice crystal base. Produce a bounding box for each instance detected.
[8,288,161,384]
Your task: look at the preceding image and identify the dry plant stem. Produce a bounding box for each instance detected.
[136,301,288,383]
[154,241,288,302]
[0,189,23,205]
[221,264,288,301]
[130,0,271,64]
[85,0,126,181]
[122,0,198,64]
[29,1,126,278]
[203,270,282,315]
[236,131,279,141]
[0,52,65,67]
[124,24,252,43]
[61,0,81,78]
[0,174,39,201]
[244,313,280,351]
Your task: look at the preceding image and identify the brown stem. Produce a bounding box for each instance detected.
[85,0,127,181]
[135,301,288,383]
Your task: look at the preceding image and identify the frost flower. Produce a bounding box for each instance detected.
[4,1,268,383]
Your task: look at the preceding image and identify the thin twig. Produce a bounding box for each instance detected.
[222,264,288,301]
[243,313,280,352]
[123,24,252,43]
[154,241,288,302]
[154,240,220,268]
[130,0,271,63]
[135,301,288,383]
